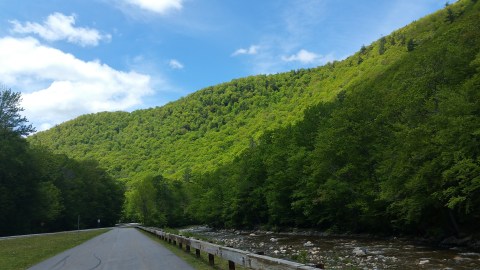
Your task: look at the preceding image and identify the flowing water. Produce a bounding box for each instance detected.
[180,227,480,269]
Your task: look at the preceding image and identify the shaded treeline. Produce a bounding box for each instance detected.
[0,90,124,236]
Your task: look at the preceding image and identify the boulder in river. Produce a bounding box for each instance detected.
[418,259,430,265]
[352,247,367,256]
[304,241,314,247]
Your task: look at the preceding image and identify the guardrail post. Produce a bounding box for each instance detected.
[179,242,183,249]
[195,249,200,258]
[228,260,235,270]
[208,253,214,266]
[186,245,191,252]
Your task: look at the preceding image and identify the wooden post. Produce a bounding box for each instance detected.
[228,260,235,270]
[195,249,200,258]
[186,245,191,252]
[208,253,214,266]
[173,240,177,246]
[179,242,183,249]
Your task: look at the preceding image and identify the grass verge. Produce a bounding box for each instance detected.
[0,229,109,270]
[139,229,247,270]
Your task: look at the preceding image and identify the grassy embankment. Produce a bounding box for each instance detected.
[0,229,109,270]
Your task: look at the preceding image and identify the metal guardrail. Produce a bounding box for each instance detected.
[137,226,321,270]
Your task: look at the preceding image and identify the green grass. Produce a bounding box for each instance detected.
[139,229,247,270]
[0,229,109,270]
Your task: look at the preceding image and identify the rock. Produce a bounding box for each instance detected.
[270,237,278,242]
[353,247,367,256]
[249,233,256,236]
[303,241,314,247]
[418,259,429,265]
[273,250,279,255]
[454,256,473,262]
[458,252,480,257]
[441,235,472,246]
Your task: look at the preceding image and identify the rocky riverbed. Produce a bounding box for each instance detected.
[180,226,480,269]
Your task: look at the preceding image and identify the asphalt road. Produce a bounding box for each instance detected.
[29,227,195,270]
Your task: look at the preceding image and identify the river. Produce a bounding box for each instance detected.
[180,226,480,269]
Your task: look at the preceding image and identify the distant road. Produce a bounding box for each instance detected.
[29,227,195,270]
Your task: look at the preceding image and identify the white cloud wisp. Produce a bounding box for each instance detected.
[232,45,259,56]
[0,37,152,131]
[282,49,333,64]
[169,59,184,69]
[123,0,183,14]
[10,12,110,47]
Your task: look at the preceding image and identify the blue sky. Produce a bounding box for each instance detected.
[0,0,449,131]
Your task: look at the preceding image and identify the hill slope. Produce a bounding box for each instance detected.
[30,0,478,182]
[182,0,480,235]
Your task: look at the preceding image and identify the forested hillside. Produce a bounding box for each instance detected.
[30,0,480,238]
[28,1,462,180]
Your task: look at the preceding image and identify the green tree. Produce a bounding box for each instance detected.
[125,174,161,226]
[407,38,416,52]
[378,37,387,55]
[360,45,367,54]
[0,134,38,235]
[0,87,35,136]
[446,8,456,23]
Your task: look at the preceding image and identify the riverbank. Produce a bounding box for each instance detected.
[178,226,480,269]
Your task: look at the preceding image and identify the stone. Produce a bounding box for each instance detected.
[418,259,429,265]
[303,241,314,247]
[353,247,367,256]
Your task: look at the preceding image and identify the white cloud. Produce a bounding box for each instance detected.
[232,45,259,56]
[282,49,332,64]
[0,37,152,131]
[10,13,110,47]
[123,0,183,14]
[169,59,184,69]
